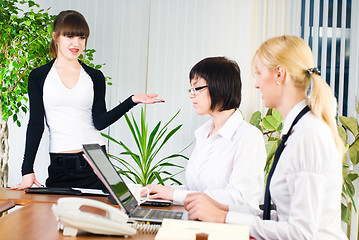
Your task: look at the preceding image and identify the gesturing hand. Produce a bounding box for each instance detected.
[132,94,165,104]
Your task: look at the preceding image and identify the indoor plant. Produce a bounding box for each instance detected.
[338,103,359,224]
[102,107,189,186]
[0,0,54,187]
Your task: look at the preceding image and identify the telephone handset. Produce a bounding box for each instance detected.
[52,197,136,237]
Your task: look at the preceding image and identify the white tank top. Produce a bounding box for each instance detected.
[43,65,105,152]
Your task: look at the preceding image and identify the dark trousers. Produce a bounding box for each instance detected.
[46,146,107,190]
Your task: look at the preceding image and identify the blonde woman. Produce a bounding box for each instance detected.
[184,35,347,239]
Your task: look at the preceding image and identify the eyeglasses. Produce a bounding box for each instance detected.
[188,85,208,95]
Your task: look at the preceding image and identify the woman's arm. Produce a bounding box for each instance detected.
[89,69,163,130]
[21,69,46,176]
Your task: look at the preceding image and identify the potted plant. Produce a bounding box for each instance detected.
[0,0,54,187]
[102,107,189,186]
[249,103,359,224]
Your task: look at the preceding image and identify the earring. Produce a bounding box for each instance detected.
[276,81,281,86]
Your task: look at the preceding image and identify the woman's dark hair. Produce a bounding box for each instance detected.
[189,57,242,111]
[50,10,90,58]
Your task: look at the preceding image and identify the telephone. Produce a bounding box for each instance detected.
[52,197,136,237]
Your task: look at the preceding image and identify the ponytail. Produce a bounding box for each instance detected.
[308,74,345,153]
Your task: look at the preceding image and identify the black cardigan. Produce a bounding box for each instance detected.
[21,59,136,175]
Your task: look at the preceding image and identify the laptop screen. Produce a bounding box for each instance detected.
[82,144,138,213]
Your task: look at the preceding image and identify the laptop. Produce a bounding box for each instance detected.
[82,144,187,223]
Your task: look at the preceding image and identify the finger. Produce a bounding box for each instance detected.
[14,185,26,190]
[34,180,42,187]
[184,198,197,211]
[9,185,20,190]
[147,93,158,98]
[186,192,202,198]
[188,208,200,221]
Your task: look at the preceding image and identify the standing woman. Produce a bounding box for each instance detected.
[146,57,266,211]
[11,10,163,190]
[184,36,347,239]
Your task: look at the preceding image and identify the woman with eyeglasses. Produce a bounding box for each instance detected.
[183,36,346,239]
[146,57,266,211]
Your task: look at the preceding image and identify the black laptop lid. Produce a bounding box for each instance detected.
[82,144,138,213]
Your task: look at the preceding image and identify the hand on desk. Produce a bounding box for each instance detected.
[145,184,174,201]
[9,173,42,190]
[184,192,228,223]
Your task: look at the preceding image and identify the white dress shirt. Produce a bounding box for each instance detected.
[173,110,266,212]
[226,100,347,240]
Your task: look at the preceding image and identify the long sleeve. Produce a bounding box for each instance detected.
[83,64,137,130]
[21,64,50,175]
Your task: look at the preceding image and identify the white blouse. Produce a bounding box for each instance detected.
[173,110,266,212]
[43,65,105,152]
[226,100,347,240]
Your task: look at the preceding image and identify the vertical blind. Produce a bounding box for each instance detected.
[301,0,353,117]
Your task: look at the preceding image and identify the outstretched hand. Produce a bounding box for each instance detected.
[132,94,165,104]
[184,192,228,223]
[9,173,42,190]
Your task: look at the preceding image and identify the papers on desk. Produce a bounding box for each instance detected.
[155,219,249,240]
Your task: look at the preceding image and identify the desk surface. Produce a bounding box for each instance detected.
[0,188,181,240]
[0,187,112,205]
[0,202,156,240]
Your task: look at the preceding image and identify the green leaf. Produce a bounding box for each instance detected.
[339,116,358,137]
[272,108,283,123]
[337,125,347,145]
[249,111,262,131]
[349,143,359,165]
[341,203,351,224]
[348,173,359,182]
[262,115,279,131]
[153,172,165,185]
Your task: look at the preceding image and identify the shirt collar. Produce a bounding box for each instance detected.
[281,99,308,137]
[195,109,243,140]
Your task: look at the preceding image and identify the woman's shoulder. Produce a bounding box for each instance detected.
[81,61,104,76]
[30,59,55,75]
[238,119,265,138]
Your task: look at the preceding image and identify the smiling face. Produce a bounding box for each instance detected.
[54,34,86,61]
[254,58,282,109]
[189,77,212,115]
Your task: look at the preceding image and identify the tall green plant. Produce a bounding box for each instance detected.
[0,0,54,188]
[338,102,359,224]
[102,108,189,186]
[249,104,359,224]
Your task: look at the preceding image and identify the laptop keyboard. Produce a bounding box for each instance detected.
[133,209,183,220]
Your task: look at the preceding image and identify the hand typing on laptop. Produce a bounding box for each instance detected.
[144,185,174,201]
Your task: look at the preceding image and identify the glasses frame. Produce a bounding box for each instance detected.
[188,85,208,95]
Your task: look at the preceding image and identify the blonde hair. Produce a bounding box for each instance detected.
[253,35,344,152]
